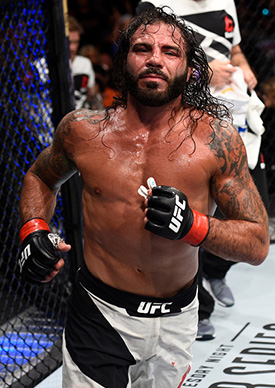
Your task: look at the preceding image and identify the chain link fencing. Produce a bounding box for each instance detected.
[235,0,275,218]
[0,0,74,387]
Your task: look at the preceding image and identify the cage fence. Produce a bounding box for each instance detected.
[0,0,73,387]
[235,0,275,214]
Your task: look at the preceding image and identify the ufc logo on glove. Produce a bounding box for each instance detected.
[20,244,31,271]
[169,194,186,233]
[139,177,209,246]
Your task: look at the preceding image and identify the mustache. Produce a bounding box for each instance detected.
[139,68,168,81]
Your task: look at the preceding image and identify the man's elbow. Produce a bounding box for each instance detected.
[250,238,270,266]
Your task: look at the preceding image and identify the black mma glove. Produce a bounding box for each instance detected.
[145,186,209,246]
[19,218,63,283]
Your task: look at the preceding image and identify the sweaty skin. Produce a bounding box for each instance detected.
[19,22,269,297]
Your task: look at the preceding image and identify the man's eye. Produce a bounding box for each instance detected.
[166,51,178,57]
[135,47,149,53]
[132,44,151,53]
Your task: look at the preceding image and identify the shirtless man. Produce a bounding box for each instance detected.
[19,8,269,388]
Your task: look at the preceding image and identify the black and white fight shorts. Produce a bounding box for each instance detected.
[63,263,198,388]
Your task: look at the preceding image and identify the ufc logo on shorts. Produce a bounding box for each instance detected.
[169,194,186,233]
[137,301,173,315]
[19,244,31,272]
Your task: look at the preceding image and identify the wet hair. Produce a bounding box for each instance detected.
[107,7,231,151]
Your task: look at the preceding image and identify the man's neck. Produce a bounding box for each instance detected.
[126,94,182,128]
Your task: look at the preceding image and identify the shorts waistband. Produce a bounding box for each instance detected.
[77,263,198,317]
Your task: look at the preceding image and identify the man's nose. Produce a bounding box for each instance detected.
[146,50,163,67]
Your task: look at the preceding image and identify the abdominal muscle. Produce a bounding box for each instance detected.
[81,193,199,298]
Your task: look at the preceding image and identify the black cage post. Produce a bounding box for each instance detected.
[0,0,83,387]
[46,0,84,279]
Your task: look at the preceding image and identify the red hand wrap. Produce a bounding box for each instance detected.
[20,218,51,243]
[182,210,210,247]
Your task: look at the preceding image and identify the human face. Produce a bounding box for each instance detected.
[126,22,192,106]
[69,30,80,61]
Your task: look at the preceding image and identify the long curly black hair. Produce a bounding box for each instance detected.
[107,7,231,154]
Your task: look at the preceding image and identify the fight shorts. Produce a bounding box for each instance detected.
[63,263,198,388]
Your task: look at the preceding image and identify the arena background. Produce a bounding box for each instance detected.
[0,0,274,387]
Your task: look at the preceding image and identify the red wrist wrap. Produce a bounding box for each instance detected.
[20,218,51,243]
[182,210,210,247]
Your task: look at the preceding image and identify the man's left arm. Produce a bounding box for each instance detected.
[144,121,269,266]
[201,120,269,265]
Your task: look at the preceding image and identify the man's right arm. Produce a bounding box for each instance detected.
[19,111,78,283]
[20,145,76,224]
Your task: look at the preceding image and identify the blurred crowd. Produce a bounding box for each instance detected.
[67,0,139,110]
[67,0,275,108]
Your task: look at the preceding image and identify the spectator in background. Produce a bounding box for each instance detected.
[136,0,269,341]
[79,44,117,108]
[68,16,98,109]
[68,0,136,56]
[79,44,102,68]
[68,0,108,47]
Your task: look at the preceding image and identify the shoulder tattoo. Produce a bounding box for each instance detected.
[208,120,247,176]
[54,109,101,141]
[208,120,260,219]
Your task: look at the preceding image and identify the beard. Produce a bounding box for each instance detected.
[125,67,189,107]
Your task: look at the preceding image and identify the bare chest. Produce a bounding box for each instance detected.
[74,130,214,212]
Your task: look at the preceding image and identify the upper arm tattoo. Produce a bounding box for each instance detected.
[208,120,247,176]
[208,120,265,221]
[31,112,77,190]
[31,109,104,190]
[31,146,75,191]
